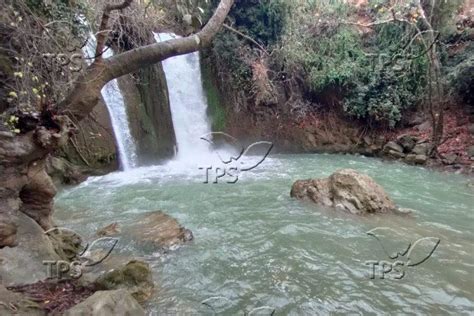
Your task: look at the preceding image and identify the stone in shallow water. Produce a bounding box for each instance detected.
[291,169,398,215]
[125,211,193,251]
[414,154,428,165]
[405,154,427,165]
[96,222,120,237]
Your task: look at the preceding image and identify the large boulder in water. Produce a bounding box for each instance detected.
[291,169,398,215]
[125,211,193,251]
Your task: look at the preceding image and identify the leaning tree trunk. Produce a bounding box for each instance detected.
[0,0,234,247]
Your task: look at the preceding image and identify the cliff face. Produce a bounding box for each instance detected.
[59,98,118,172]
[117,63,176,165]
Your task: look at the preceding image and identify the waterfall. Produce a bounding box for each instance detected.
[83,37,138,170]
[153,33,213,163]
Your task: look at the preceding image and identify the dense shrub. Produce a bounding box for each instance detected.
[206,0,467,127]
[276,1,430,127]
[448,50,474,107]
[208,0,288,93]
[230,0,288,46]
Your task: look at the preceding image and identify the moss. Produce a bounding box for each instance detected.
[48,229,84,261]
[135,64,176,162]
[95,260,154,304]
[201,60,227,131]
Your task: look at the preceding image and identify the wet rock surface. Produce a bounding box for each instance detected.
[125,211,193,251]
[96,222,120,237]
[47,228,84,262]
[94,260,153,304]
[291,169,399,215]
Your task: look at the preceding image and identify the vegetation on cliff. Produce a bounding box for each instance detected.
[206,0,472,157]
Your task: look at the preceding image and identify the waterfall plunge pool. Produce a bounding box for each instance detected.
[55,153,474,315]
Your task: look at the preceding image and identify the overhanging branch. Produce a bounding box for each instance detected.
[223,24,269,55]
[61,0,235,122]
[95,0,134,60]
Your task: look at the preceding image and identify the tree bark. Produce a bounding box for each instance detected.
[416,2,445,155]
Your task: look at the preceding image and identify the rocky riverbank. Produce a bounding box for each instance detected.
[225,103,473,175]
[0,210,193,315]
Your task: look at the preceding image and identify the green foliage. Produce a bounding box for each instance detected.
[276,1,363,93]
[344,60,426,126]
[201,61,227,131]
[301,27,366,93]
[421,0,464,35]
[212,31,253,90]
[341,23,429,126]
[230,0,288,46]
[447,48,474,107]
[208,0,288,91]
[277,2,429,127]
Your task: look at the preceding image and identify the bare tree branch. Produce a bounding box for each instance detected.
[95,0,134,59]
[223,24,269,55]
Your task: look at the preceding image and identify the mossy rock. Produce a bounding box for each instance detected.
[94,260,154,304]
[47,229,84,262]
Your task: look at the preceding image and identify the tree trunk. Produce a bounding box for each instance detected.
[416,2,445,155]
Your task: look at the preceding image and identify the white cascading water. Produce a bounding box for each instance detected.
[77,32,272,185]
[153,33,214,164]
[83,36,138,170]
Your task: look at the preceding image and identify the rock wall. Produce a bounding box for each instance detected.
[60,99,118,171]
[117,63,176,165]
